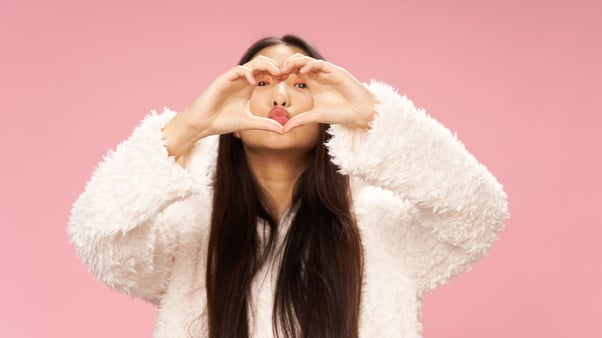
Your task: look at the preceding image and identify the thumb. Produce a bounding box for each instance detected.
[245,115,285,134]
[283,110,320,133]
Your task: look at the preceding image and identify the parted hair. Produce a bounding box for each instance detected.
[205,35,364,338]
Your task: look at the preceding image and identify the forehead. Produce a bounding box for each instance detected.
[253,44,307,66]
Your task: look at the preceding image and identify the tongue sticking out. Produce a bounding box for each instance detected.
[269,108,289,125]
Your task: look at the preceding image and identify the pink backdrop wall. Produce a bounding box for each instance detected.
[1,0,600,337]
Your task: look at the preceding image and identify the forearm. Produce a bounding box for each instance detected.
[162,109,213,161]
[331,81,508,292]
[68,109,214,301]
[328,81,506,212]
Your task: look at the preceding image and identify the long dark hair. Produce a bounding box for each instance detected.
[205,35,364,338]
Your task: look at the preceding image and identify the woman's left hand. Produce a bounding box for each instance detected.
[280,54,377,132]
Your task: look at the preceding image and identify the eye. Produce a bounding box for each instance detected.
[294,82,307,89]
[257,81,269,87]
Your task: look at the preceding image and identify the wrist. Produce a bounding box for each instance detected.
[349,95,377,130]
[162,111,209,160]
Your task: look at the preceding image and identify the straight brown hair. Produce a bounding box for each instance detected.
[205,35,364,338]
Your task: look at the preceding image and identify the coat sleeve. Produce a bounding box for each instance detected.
[326,81,509,293]
[68,108,216,304]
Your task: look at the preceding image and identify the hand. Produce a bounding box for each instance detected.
[185,56,286,136]
[280,54,376,132]
[163,56,285,158]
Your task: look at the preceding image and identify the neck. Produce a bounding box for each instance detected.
[244,148,311,217]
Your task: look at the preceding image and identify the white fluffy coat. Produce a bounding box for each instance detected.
[68,81,508,337]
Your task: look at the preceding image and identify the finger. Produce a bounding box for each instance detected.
[245,115,285,134]
[229,65,256,85]
[299,60,332,74]
[243,61,285,86]
[282,53,311,66]
[245,57,282,77]
[282,111,321,133]
[281,54,315,74]
[251,54,280,67]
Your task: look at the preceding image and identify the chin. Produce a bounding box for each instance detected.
[244,139,317,154]
[238,126,320,152]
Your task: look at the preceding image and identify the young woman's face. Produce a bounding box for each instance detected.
[236,44,319,153]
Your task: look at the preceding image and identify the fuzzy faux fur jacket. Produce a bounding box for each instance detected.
[68,81,508,337]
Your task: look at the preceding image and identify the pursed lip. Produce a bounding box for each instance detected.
[268,107,290,125]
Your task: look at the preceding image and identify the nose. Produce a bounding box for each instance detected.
[272,82,290,107]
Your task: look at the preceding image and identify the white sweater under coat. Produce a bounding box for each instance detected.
[68,81,508,337]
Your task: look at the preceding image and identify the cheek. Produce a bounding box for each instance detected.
[301,124,321,147]
[294,91,315,111]
[248,89,264,116]
[248,88,314,116]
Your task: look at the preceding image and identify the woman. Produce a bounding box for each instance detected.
[68,35,508,338]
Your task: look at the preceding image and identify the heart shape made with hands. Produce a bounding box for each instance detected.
[243,70,317,130]
[234,58,375,132]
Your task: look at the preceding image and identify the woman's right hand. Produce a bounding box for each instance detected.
[163,56,284,159]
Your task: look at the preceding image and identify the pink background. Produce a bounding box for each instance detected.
[1,0,600,337]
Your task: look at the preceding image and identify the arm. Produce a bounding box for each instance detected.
[68,109,217,304]
[279,56,508,292]
[326,81,509,293]
[69,57,286,304]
